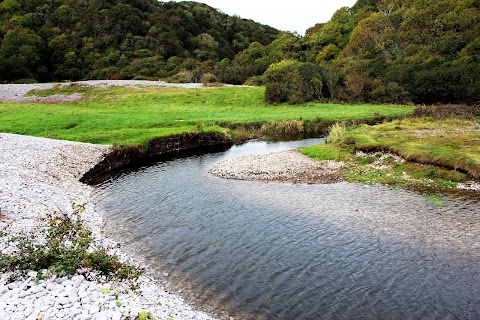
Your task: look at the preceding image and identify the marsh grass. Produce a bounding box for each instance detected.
[326,122,348,144]
[345,118,480,178]
[301,116,478,196]
[0,85,413,145]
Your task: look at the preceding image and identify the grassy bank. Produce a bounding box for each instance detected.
[0,85,413,145]
[300,117,480,196]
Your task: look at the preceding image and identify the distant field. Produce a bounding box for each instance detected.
[0,86,413,145]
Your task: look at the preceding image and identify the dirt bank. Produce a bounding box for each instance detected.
[81,132,233,185]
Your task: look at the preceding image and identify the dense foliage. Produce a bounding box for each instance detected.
[239,0,480,104]
[1,0,479,104]
[319,0,478,104]
[0,0,278,82]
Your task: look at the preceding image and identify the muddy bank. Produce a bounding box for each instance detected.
[81,132,233,185]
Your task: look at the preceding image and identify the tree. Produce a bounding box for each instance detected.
[0,28,43,81]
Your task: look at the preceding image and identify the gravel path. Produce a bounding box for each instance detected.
[209,150,345,184]
[0,80,204,103]
[0,134,215,320]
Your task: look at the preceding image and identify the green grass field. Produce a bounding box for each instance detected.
[0,86,413,145]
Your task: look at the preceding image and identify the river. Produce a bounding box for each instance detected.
[93,138,480,319]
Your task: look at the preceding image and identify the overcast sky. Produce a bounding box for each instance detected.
[168,0,358,34]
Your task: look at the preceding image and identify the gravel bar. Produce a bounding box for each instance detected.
[0,80,204,103]
[0,133,216,320]
[209,150,345,184]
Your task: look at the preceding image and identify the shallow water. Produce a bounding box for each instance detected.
[94,139,480,319]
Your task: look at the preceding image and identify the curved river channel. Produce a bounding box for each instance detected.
[93,139,480,319]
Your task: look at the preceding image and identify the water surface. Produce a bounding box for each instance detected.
[94,139,480,319]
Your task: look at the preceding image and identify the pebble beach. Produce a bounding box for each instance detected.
[0,81,215,320]
[0,133,216,320]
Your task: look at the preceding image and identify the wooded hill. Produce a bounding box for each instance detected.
[1,0,479,104]
[0,0,278,82]
[221,0,480,104]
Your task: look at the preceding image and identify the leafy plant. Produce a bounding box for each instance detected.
[138,311,154,320]
[0,204,142,285]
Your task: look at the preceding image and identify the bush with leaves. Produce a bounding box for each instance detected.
[263,60,330,104]
[0,204,142,285]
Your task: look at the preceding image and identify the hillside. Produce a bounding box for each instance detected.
[225,0,480,104]
[305,0,480,104]
[0,0,279,82]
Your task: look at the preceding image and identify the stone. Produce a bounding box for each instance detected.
[57,297,70,305]
[71,275,85,284]
[81,297,91,304]
[62,280,75,287]
[19,290,32,298]
[7,283,17,290]
[55,277,68,285]
[112,311,122,320]
[0,286,8,295]
[23,306,33,317]
[71,308,82,317]
[0,290,13,302]
[89,304,99,314]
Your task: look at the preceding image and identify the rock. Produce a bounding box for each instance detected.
[71,308,82,317]
[57,297,70,305]
[27,271,38,279]
[19,290,32,298]
[7,283,17,290]
[71,275,85,285]
[62,280,75,287]
[89,304,99,314]
[81,297,91,304]
[111,311,122,320]
[0,290,13,302]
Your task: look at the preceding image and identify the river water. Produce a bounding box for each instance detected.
[93,139,480,319]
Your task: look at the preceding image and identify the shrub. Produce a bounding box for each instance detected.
[201,72,217,84]
[263,60,328,104]
[0,204,142,285]
[243,75,264,86]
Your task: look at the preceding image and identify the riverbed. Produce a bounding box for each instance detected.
[94,138,480,319]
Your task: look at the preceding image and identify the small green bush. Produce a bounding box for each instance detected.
[201,72,217,84]
[263,60,328,104]
[0,204,142,284]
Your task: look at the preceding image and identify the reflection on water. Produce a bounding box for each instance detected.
[94,139,480,319]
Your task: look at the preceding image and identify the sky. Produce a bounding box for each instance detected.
[168,0,358,34]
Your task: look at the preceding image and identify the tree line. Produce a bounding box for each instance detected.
[0,0,278,82]
[221,0,480,104]
[1,0,479,104]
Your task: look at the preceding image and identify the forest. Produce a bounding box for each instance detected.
[1,0,479,104]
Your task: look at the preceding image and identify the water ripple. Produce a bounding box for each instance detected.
[94,139,480,319]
